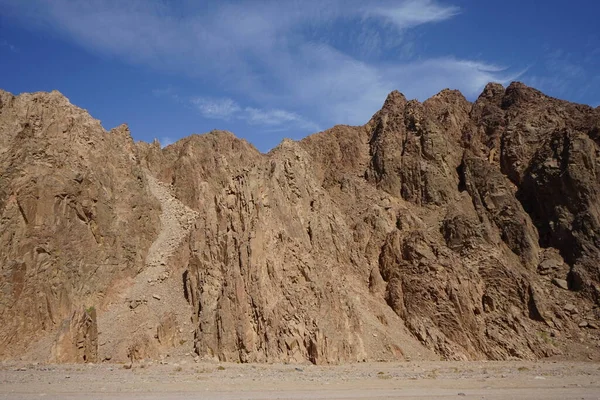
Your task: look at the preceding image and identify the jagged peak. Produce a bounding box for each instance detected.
[479,82,505,99]
[366,91,409,129]
[0,89,91,113]
[432,88,464,98]
[165,130,237,147]
[23,89,72,105]
[271,136,311,156]
[425,88,470,109]
[110,123,130,134]
[109,124,136,147]
[0,89,14,109]
[506,81,531,91]
[383,90,407,107]
[160,129,261,159]
[501,81,547,108]
[506,81,554,98]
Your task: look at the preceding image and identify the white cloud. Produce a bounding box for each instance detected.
[1,0,519,130]
[191,97,241,120]
[370,0,460,29]
[185,95,320,131]
[244,107,320,131]
[245,108,302,126]
[158,136,174,148]
[279,44,522,125]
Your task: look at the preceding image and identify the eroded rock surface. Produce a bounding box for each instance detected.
[51,307,98,363]
[0,90,159,362]
[1,82,600,364]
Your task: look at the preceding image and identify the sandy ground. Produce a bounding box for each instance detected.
[1,360,599,400]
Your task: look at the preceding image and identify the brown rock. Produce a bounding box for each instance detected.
[538,259,561,276]
[552,278,569,291]
[2,82,600,364]
[156,313,179,348]
[563,304,579,315]
[0,89,160,362]
[51,307,98,363]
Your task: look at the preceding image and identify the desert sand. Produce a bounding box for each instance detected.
[2,360,599,399]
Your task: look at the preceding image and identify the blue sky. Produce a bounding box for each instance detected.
[1,1,598,152]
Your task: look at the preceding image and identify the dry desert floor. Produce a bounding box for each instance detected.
[1,360,600,399]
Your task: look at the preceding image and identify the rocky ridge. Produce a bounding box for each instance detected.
[0,83,599,364]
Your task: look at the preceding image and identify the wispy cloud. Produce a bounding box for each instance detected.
[283,45,521,124]
[545,49,586,79]
[154,85,320,131]
[524,45,599,103]
[0,39,17,52]
[191,97,241,120]
[243,108,320,131]
[370,0,460,29]
[152,87,179,101]
[1,0,518,131]
[245,108,301,126]
[188,96,320,130]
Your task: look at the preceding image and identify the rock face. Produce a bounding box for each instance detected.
[0,90,161,361]
[1,82,600,364]
[51,307,98,363]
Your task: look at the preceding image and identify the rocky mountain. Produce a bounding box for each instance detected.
[1,83,599,364]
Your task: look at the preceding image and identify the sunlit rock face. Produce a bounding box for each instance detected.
[1,82,599,364]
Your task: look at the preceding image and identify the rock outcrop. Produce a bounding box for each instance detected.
[1,82,599,364]
[51,307,98,363]
[0,90,160,361]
